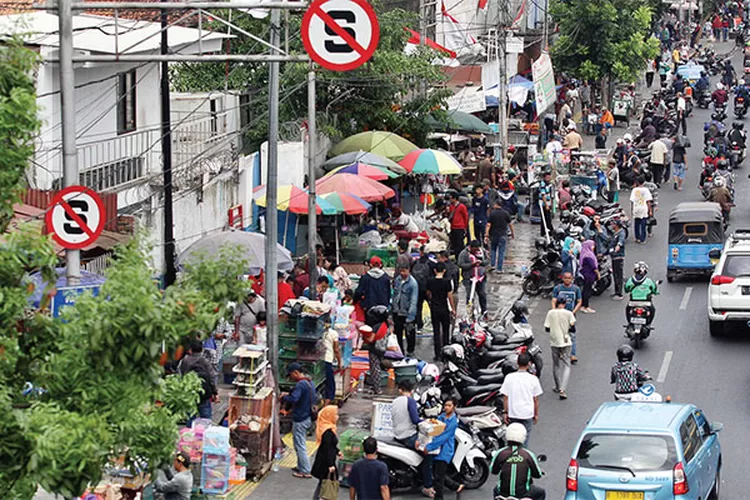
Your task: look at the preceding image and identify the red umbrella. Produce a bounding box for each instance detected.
[316,173,395,202]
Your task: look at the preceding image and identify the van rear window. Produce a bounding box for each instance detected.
[577,433,677,472]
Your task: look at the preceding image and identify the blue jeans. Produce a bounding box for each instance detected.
[398,434,433,488]
[723,26,729,41]
[570,329,577,356]
[509,417,534,446]
[187,399,212,427]
[292,417,312,474]
[634,217,647,243]
[516,200,527,222]
[490,235,507,270]
[324,362,335,401]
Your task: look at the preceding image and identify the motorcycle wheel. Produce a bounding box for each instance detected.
[532,352,544,379]
[459,457,490,490]
[592,275,612,296]
[633,335,642,349]
[522,276,543,296]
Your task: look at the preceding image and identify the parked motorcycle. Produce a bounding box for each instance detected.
[456,405,506,456]
[592,256,613,296]
[521,240,562,297]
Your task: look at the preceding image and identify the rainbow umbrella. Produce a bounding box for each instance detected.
[326,162,399,180]
[316,173,395,202]
[399,148,463,175]
[253,184,337,215]
[320,192,371,214]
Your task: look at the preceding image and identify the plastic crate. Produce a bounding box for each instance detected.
[201,452,230,495]
[339,336,354,368]
[393,359,418,382]
[279,334,298,351]
[339,429,370,462]
[279,313,299,334]
[297,314,330,340]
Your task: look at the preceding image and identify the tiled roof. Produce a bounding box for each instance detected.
[0,0,201,24]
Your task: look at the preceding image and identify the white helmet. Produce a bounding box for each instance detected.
[506,422,528,445]
[717,82,725,90]
[714,176,726,187]
[623,133,633,142]
[740,79,746,86]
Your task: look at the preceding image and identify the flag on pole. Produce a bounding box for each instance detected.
[404,27,457,58]
[440,1,478,53]
[511,0,527,29]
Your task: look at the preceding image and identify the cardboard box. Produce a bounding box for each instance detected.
[418,419,446,437]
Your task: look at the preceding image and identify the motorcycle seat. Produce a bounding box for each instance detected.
[455,405,495,417]
[477,373,505,385]
[474,368,505,377]
[462,383,503,399]
[482,350,518,363]
[486,342,525,352]
[627,300,652,307]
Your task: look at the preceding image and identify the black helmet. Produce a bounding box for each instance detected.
[718,158,729,169]
[644,117,653,126]
[554,227,567,240]
[711,112,721,121]
[441,344,464,364]
[733,121,744,129]
[617,344,635,362]
[511,300,529,317]
[534,237,547,250]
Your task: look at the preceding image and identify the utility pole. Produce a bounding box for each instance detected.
[266,7,281,387]
[58,0,80,285]
[161,0,176,287]
[498,2,509,162]
[307,66,318,300]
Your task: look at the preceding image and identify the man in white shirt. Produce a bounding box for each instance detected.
[648,138,668,187]
[676,91,688,135]
[544,298,576,400]
[500,352,543,445]
[629,176,653,244]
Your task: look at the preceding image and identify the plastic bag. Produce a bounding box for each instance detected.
[386,334,402,354]
[358,230,382,247]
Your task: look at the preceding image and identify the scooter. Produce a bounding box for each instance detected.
[736,95,748,118]
[592,257,613,296]
[377,426,490,491]
[697,89,712,109]
[624,280,661,348]
[521,246,563,297]
[456,405,506,456]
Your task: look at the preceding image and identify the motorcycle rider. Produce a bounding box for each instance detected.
[722,59,736,88]
[729,121,747,148]
[704,113,726,144]
[708,175,733,220]
[696,71,710,92]
[635,117,657,147]
[611,345,650,400]
[624,261,659,320]
[490,423,546,500]
[712,82,729,109]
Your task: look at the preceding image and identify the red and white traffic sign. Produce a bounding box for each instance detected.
[301,0,380,72]
[45,185,105,250]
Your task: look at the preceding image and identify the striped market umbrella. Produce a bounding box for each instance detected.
[316,173,395,202]
[322,150,408,175]
[329,131,419,160]
[253,184,337,215]
[326,162,400,180]
[319,192,371,214]
[399,148,463,175]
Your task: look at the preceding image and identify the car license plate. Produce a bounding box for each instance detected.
[631,317,647,324]
[742,286,750,295]
[605,492,644,500]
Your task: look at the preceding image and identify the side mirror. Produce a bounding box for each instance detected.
[711,421,724,433]
[656,279,664,286]
[537,454,548,462]
[709,249,722,260]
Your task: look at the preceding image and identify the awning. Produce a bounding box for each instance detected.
[427,109,493,134]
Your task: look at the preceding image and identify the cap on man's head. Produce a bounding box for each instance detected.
[369,256,382,267]
[286,361,302,375]
[469,240,481,248]
[175,451,191,467]
[248,290,257,297]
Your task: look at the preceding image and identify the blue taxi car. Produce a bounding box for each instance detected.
[565,402,723,500]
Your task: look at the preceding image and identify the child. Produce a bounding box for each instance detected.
[253,311,267,346]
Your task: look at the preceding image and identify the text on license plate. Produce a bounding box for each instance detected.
[605,492,644,500]
[742,286,750,295]
[631,317,647,324]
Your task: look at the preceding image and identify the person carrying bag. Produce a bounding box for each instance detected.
[311,406,341,499]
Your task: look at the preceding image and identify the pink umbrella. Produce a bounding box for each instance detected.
[316,173,395,202]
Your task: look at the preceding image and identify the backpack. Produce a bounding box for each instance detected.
[179,358,214,403]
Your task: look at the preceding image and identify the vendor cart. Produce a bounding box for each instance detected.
[612,96,633,125]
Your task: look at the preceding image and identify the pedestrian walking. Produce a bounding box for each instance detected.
[280,362,317,478]
[630,176,653,244]
[606,160,620,203]
[348,437,391,500]
[426,262,456,360]
[448,192,469,258]
[646,58,656,88]
[648,137,668,187]
[485,199,514,272]
[391,265,419,357]
[580,81,591,112]
[422,397,465,499]
[410,246,433,333]
[458,240,489,317]
[551,272,582,363]
[178,339,218,425]
[677,92,688,135]
[499,353,543,445]
[471,185,490,246]
[545,299,576,400]
[311,406,340,499]
[354,256,391,312]
[538,171,554,238]
[438,250,459,291]
[579,240,599,314]
[672,135,689,190]
[234,290,266,345]
[610,219,627,300]
[321,327,342,407]
[396,239,411,271]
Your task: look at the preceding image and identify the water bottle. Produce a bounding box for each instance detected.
[272,449,282,472]
[358,373,365,393]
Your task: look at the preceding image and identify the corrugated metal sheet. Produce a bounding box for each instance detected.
[22,188,119,232]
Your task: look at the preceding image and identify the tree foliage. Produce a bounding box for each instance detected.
[549,0,660,84]
[170,6,450,150]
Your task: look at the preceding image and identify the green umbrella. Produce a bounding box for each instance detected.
[329,131,419,161]
[427,109,493,134]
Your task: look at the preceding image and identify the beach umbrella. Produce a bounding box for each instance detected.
[319,192,371,214]
[322,150,407,174]
[325,162,399,180]
[399,149,463,175]
[253,184,337,215]
[426,109,494,134]
[179,230,293,274]
[316,173,395,202]
[328,131,419,160]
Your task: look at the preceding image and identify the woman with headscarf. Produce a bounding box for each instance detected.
[561,235,580,276]
[311,405,340,499]
[579,240,599,314]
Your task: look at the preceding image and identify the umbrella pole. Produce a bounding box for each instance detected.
[335,215,340,264]
[283,211,289,248]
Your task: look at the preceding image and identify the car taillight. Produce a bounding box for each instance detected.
[711,275,735,285]
[673,462,689,495]
[566,459,578,491]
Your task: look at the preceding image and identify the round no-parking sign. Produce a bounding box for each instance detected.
[45,185,105,249]
[301,0,380,72]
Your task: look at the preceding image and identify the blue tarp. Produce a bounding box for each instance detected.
[28,268,106,317]
[677,62,705,80]
[485,75,535,107]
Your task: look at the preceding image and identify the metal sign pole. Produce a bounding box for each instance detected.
[307,67,318,299]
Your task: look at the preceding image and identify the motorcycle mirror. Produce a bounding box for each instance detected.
[537,454,548,462]
[656,279,663,285]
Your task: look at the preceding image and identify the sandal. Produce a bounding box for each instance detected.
[421,487,435,498]
[292,472,312,478]
[456,484,465,493]
[559,391,568,400]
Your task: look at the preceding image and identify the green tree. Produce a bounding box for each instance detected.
[170,7,450,150]
[549,0,660,95]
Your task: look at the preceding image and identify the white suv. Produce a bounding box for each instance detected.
[708,230,750,335]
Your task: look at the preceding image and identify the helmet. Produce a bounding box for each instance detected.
[511,300,529,317]
[634,261,649,275]
[582,206,597,217]
[717,159,729,170]
[470,328,488,349]
[717,82,725,90]
[714,176,726,187]
[505,422,528,445]
[711,112,721,121]
[644,117,653,126]
[623,133,633,142]
[733,121,743,129]
[440,344,464,364]
[554,227,567,240]
[534,237,547,250]
[740,79,746,85]
[421,363,440,382]
[617,344,635,362]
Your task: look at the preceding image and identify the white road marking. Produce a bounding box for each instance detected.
[679,287,693,310]
[656,351,674,383]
